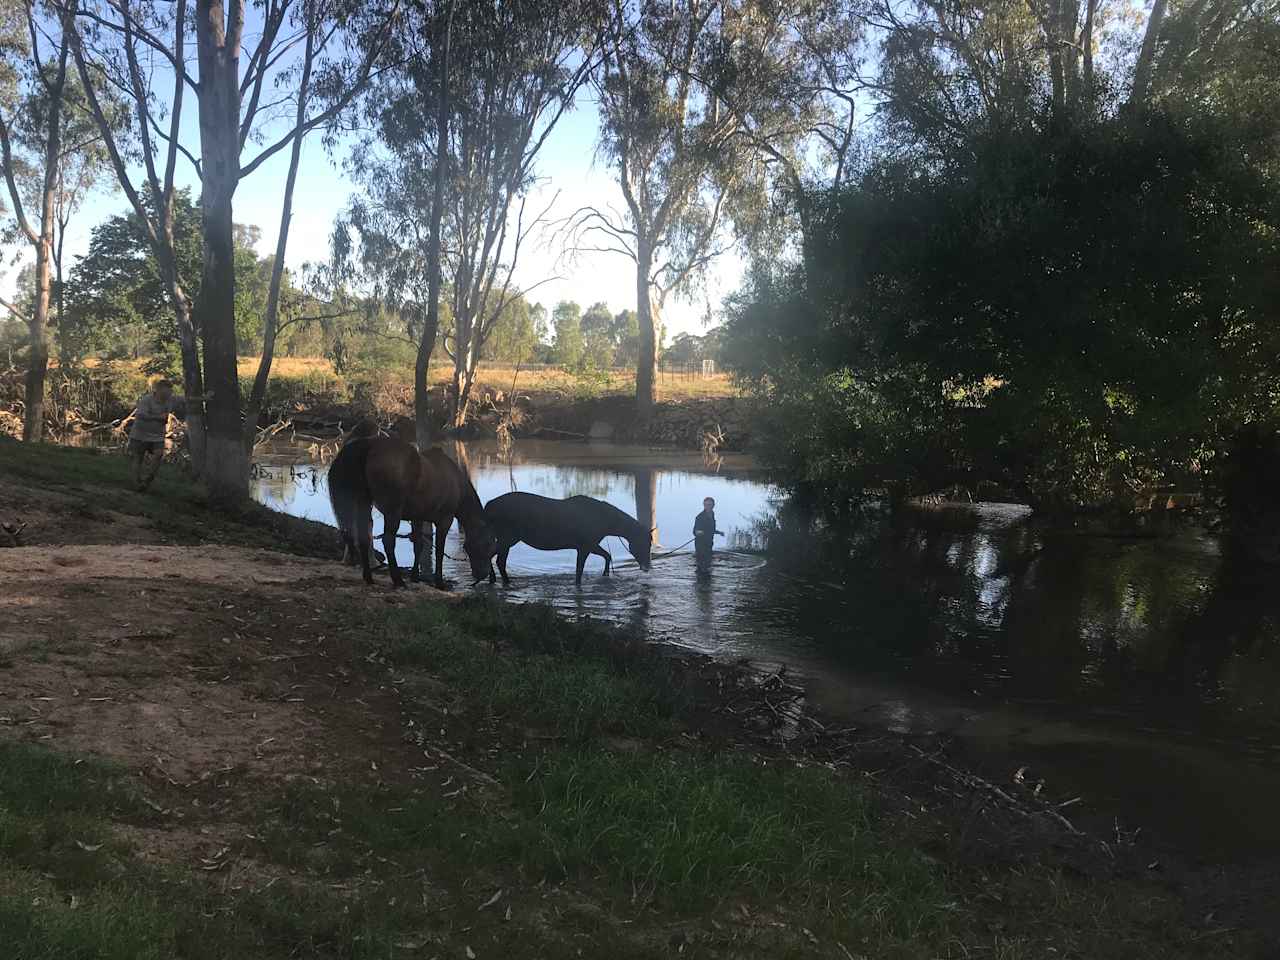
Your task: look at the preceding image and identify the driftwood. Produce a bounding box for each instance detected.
[251,418,295,452]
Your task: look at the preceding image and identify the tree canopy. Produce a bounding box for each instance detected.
[726,0,1280,515]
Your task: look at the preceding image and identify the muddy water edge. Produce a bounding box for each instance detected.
[254,438,1280,878]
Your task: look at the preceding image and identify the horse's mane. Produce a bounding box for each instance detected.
[594,497,646,538]
[446,454,486,534]
[456,467,485,529]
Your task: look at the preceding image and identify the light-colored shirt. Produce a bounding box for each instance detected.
[129,393,187,442]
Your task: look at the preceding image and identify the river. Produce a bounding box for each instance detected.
[253,438,1280,864]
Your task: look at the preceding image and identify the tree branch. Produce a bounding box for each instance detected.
[0,294,33,324]
[238,1,402,181]
[74,3,202,93]
[0,116,39,243]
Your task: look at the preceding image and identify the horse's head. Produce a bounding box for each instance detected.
[628,525,655,572]
[463,524,499,584]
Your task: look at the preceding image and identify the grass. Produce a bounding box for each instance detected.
[509,750,943,921]
[357,600,953,949]
[0,440,337,557]
[376,599,689,741]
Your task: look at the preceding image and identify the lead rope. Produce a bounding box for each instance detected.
[375,527,469,563]
[615,534,698,565]
[651,536,696,560]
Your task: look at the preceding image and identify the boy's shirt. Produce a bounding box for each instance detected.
[693,509,717,540]
[130,393,187,443]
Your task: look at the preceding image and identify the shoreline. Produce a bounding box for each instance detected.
[1,439,1275,957]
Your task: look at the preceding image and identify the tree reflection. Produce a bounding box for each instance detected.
[634,467,657,545]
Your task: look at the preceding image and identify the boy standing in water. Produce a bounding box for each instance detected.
[693,496,723,575]
[128,379,192,491]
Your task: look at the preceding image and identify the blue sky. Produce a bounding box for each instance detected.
[2,26,743,342]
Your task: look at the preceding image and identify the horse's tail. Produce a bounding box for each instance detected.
[328,438,373,555]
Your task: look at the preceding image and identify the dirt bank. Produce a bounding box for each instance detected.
[284,390,755,453]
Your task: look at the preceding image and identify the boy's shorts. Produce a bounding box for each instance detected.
[128,438,164,457]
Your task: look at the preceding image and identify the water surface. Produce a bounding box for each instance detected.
[254,438,1280,862]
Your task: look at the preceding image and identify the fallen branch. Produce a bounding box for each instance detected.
[909,745,1084,836]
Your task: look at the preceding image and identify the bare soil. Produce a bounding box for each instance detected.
[0,541,459,881]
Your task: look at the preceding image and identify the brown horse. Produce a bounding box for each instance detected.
[328,437,495,588]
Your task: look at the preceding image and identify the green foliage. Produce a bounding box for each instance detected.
[60,190,201,360]
[61,191,271,366]
[483,293,538,364]
[234,246,270,354]
[664,327,723,366]
[551,299,583,368]
[724,0,1280,515]
[732,107,1280,511]
[578,300,614,368]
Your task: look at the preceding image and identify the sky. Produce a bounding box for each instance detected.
[1,16,744,343]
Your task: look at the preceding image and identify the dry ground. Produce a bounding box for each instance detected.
[0,543,447,869]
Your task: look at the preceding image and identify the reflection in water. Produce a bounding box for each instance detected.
[253,438,1280,859]
[634,467,657,547]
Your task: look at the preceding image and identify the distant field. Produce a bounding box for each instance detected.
[232,356,741,400]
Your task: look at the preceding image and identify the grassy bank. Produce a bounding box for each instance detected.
[0,441,1265,958]
[0,437,337,556]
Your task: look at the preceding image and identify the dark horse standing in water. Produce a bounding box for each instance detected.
[484,492,653,587]
[328,437,495,588]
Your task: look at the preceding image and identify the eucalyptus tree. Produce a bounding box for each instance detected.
[65,0,400,497]
[573,0,831,417]
[0,0,116,441]
[341,0,607,436]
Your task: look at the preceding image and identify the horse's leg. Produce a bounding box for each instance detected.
[353,502,375,585]
[359,540,373,583]
[590,542,612,577]
[420,522,434,579]
[575,548,588,587]
[433,518,450,590]
[353,522,373,583]
[382,506,406,588]
[409,520,425,583]
[496,541,515,586]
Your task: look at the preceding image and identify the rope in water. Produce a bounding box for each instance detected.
[376,530,735,569]
[373,528,467,563]
[651,536,697,560]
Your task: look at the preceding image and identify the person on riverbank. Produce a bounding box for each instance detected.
[127,380,195,491]
[693,496,723,576]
